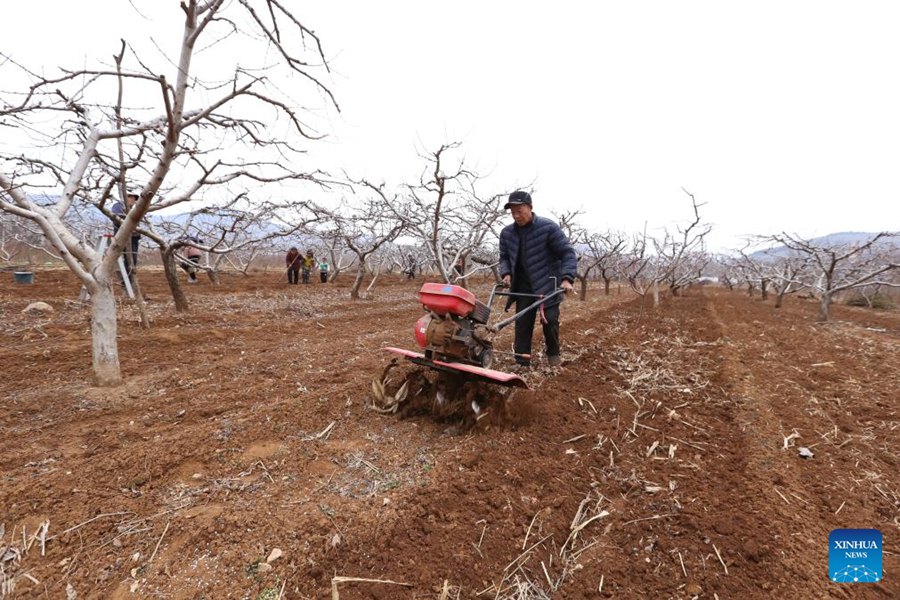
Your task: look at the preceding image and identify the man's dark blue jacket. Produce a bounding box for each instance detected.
[498,214,577,309]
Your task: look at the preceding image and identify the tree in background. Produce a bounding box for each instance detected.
[766,232,898,321]
[735,240,811,308]
[588,231,627,296]
[310,194,405,300]
[143,196,317,311]
[556,210,627,300]
[0,1,336,384]
[654,190,711,298]
[367,143,509,286]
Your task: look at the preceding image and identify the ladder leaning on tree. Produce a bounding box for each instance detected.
[78,233,135,301]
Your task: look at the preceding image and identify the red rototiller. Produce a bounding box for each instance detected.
[384,281,565,389]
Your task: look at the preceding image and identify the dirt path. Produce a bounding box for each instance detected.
[1,272,896,599]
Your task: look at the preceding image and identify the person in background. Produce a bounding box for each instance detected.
[180,237,204,283]
[286,247,301,284]
[301,250,315,284]
[453,257,464,279]
[498,191,576,369]
[319,259,329,283]
[110,190,142,278]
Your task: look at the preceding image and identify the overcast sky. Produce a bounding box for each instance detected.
[4,1,899,250]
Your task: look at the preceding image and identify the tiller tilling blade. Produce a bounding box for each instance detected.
[384,347,528,388]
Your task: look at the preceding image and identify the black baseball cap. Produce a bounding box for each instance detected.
[504,190,532,209]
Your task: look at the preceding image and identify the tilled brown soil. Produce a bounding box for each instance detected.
[1,271,897,599]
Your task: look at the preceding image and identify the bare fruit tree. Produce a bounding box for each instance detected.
[0,212,50,265]
[767,232,899,321]
[555,210,592,301]
[618,227,665,306]
[618,192,712,307]
[310,195,405,299]
[736,239,812,308]
[588,231,628,296]
[556,210,627,300]
[0,1,336,385]
[733,243,770,299]
[365,143,508,286]
[654,189,712,297]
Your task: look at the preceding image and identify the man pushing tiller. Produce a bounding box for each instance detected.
[382,191,577,398]
[498,191,577,369]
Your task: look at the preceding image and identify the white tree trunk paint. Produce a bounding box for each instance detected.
[90,279,121,386]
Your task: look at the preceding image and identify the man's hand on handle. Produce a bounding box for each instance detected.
[500,275,571,293]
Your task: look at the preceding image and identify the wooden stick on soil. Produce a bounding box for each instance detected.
[50,512,129,540]
[147,521,170,566]
[773,487,791,505]
[667,436,707,451]
[541,561,553,590]
[38,521,49,556]
[330,576,412,600]
[678,550,687,577]
[578,397,597,413]
[789,491,808,505]
[623,513,675,526]
[502,534,553,574]
[523,512,539,550]
[25,522,49,555]
[712,543,729,575]
[312,469,339,495]
[470,542,484,559]
[317,421,336,440]
[571,539,601,561]
[477,520,488,550]
[561,511,610,556]
[257,460,276,484]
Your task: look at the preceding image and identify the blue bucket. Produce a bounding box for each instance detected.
[13,271,34,284]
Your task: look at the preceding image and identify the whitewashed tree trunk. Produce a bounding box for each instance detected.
[90,280,121,386]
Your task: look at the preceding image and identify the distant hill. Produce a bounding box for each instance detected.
[750,232,896,260]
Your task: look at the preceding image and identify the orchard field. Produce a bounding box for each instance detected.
[1,271,898,599]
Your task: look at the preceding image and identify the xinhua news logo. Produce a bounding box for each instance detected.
[829,529,882,583]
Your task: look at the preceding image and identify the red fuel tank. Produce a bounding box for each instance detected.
[414,314,430,347]
[418,283,476,317]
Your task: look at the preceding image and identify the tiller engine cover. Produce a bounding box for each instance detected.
[415,283,493,368]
